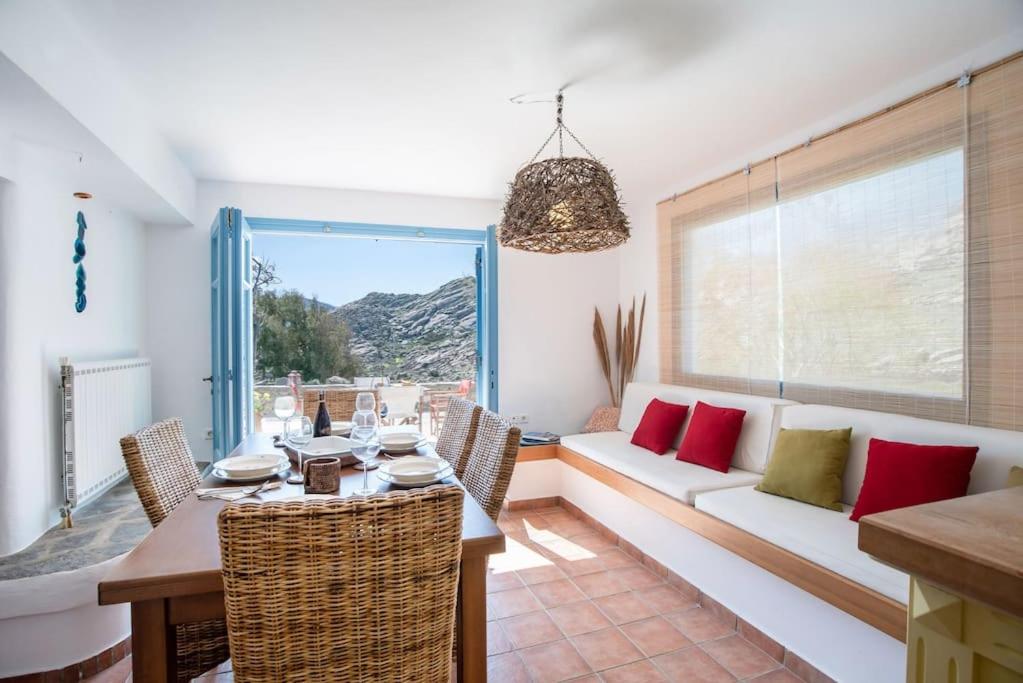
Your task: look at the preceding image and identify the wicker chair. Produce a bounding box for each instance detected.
[303,387,379,424]
[434,396,482,478]
[460,409,521,521]
[119,418,231,682]
[218,486,464,683]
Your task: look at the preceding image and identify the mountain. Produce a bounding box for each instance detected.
[334,276,477,382]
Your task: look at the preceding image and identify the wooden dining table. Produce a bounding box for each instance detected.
[98,433,505,682]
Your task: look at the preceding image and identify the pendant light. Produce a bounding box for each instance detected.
[499,92,629,254]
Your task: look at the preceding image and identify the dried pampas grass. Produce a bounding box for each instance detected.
[593,294,646,407]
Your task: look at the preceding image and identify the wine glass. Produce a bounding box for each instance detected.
[350,425,379,495]
[355,391,376,414]
[273,395,296,435]
[286,416,314,485]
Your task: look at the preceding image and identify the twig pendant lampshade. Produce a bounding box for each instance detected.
[500,93,629,254]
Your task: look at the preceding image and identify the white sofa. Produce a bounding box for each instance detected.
[512,381,1023,683]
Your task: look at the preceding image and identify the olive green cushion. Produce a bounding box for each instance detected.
[755,428,853,511]
[1008,465,1023,488]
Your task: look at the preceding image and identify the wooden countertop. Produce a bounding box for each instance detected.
[858,486,1023,618]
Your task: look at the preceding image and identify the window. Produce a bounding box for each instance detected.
[659,54,1023,429]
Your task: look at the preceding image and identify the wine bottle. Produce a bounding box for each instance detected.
[313,391,332,437]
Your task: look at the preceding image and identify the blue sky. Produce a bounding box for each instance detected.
[254,234,477,306]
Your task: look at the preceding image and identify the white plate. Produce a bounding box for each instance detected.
[331,421,353,434]
[215,452,289,478]
[380,438,427,454]
[376,466,452,488]
[213,459,290,482]
[379,456,452,483]
[298,435,353,457]
[380,432,424,450]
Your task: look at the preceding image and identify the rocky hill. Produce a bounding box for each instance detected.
[333,276,476,382]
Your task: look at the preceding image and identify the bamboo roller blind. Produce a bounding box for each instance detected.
[658,52,1023,430]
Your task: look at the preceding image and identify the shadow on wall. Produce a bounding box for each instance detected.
[0,178,9,506]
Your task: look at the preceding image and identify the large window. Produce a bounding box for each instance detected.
[659,54,1023,429]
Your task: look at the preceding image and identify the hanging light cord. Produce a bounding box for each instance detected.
[528,91,599,164]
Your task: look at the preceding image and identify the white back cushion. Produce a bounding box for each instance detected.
[779,404,1023,505]
[619,382,797,473]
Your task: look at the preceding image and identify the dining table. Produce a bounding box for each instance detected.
[98,432,506,682]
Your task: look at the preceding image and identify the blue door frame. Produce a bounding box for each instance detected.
[242,216,500,412]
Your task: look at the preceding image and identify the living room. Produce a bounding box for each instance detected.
[0,2,1021,682]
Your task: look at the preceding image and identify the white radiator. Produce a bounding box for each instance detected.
[60,357,152,519]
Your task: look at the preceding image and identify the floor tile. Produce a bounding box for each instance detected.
[609,566,664,590]
[594,591,658,625]
[652,647,736,683]
[569,532,619,553]
[549,518,594,537]
[572,570,629,598]
[571,627,644,672]
[488,620,514,656]
[701,634,780,679]
[664,607,736,643]
[747,668,804,683]
[547,600,613,637]
[487,569,525,593]
[487,652,531,683]
[555,554,607,577]
[499,610,565,650]
[620,616,691,657]
[530,578,587,608]
[517,562,568,586]
[85,656,132,683]
[598,547,641,569]
[517,639,592,682]
[634,584,697,614]
[600,659,670,682]
[488,586,543,619]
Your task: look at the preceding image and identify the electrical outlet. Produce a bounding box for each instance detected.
[204,428,214,441]
[508,414,529,426]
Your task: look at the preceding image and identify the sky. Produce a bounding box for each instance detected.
[254,234,477,306]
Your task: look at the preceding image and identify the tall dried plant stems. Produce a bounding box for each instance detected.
[593,308,616,406]
[592,294,646,410]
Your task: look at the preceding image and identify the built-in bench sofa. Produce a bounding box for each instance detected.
[506,382,1022,683]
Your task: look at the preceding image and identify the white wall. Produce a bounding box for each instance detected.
[146,180,620,461]
[0,141,147,556]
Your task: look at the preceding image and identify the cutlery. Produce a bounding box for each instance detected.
[197,480,280,501]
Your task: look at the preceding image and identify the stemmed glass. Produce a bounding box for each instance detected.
[350,421,380,496]
[273,395,296,435]
[285,416,314,485]
[355,391,376,414]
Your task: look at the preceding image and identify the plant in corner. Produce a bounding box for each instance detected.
[587,294,645,432]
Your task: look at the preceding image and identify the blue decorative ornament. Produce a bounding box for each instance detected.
[73,211,87,312]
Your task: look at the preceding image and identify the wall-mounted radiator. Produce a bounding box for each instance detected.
[60,357,152,524]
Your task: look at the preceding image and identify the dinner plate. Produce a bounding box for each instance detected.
[378,456,452,483]
[376,466,453,488]
[213,459,290,482]
[215,452,289,478]
[298,435,353,457]
[380,432,424,451]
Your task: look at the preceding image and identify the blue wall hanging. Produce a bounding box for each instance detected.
[73,211,87,312]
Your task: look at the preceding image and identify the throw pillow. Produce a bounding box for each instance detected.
[630,399,689,454]
[850,439,977,521]
[755,428,852,511]
[676,401,747,472]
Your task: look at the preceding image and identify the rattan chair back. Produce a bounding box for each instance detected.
[461,410,521,521]
[120,417,201,527]
[434,396,482,478]
[218,485,465,683]
[303,387,379,423]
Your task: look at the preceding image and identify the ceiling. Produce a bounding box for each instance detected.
[57,0,1023,203]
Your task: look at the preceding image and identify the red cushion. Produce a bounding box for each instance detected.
[849,438,978,522]
[675,401,747,472]
[630,399,689,454]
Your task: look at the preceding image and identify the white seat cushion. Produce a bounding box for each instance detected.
[560,432,762,504]
[695,486,909,604]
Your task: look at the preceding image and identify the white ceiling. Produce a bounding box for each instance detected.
[58,0,1023,202]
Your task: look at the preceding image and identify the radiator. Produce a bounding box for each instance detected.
[60,357,152,522]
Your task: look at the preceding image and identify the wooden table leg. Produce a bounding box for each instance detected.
[131,599,176,683]
[457,555,488,682]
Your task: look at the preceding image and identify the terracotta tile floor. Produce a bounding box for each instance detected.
[85,505,807,683]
